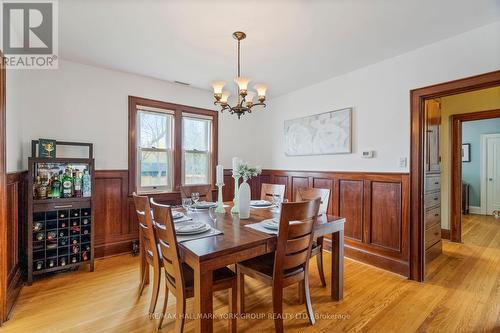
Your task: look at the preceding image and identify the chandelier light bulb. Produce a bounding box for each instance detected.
[245,91,256,107]
[234,77,251,94]
[220,91,231,104]
[212,81,225,94]
[254,84,267,98]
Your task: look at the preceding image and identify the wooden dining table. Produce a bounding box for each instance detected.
[140,203,346,333]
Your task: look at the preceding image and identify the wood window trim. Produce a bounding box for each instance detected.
[128,96,218,195]
[409,70,500,282]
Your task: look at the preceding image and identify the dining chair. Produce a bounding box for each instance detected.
[237,198,321,333]
[294,187,331,288]
[260,183,286,202]
[133,193,162,316]
[150,199,238,332]
[180,184,213,202]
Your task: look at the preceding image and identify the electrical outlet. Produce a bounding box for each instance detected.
[399,157,407,168]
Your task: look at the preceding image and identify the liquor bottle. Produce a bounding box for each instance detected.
[62,168,74,198]
[82,170,91,197]
[35,176,47,199]
[60,257,66,266]
[51,174,61,198]
[74,170,82,197]
[36,261,43,270]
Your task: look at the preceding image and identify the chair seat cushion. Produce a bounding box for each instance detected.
[238,253,304,279]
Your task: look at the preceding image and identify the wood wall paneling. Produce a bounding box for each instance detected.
[339,180,364,242]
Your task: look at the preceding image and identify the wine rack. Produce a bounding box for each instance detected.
[25,141,95,284]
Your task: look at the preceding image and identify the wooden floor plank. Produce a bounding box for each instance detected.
[2,214,498,332]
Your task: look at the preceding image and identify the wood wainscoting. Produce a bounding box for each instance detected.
[5,172,26,319]
[223,169,410,276]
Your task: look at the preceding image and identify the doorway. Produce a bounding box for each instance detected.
[409,70,500,282]
[451,110,500,242]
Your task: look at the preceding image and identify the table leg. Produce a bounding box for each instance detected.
[331,230,344,301]
[194,266,214,333]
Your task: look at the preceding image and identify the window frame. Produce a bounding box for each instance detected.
[136,109,174,193]
[181,115,213,186]
[128,96,218,195]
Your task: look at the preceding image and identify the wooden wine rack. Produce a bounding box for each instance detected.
[25,141,95,285]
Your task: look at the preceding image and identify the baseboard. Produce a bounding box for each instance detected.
[5,266,23,321]
[323,238,409,277]
[468,206,482,214]
[94,239,138,258]
[441,228,450,239]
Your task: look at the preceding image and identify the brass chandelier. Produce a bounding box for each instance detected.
[212,31,267,119]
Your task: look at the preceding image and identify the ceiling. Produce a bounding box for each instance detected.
[59,0,500,97]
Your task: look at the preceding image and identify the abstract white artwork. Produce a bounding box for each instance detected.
[284,108,352,156]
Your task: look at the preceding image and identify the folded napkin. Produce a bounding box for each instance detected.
[173,216,193,223]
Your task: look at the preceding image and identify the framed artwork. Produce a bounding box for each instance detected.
[284,107,352,156]
[38,138,57,158]
[462,143,471,162]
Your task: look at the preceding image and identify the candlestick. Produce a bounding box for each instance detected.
[216,164,224,185]
[231,175,240,214]
[215,183,225,213]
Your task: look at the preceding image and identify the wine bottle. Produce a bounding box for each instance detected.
[71,256,77,263]
[72,245,79,254]
[74,171,83,197]
[59,238,67,246]
[51,174,61,198]
[47,231,56,241]
[48,259,55,268]
[36,232,44,241]
[62,168,74,198]
[33,222,43,232]
[36,261,43,270]
[60,257,66,266]
[82,251,88,261]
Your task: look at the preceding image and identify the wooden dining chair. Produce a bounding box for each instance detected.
[260,183,286,202]
[180,184,213,202]
[237,198,321,333]
[133,193,162,316]
[150,199,238,332]
[294,187,331,288]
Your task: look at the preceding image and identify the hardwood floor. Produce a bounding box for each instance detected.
[3,214,499,332]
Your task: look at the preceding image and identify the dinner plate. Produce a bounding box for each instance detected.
[175,222,208,234]
[193,202,217,209]
[250,200,273,207]
[172,211,184,219]
[263,220,279,230]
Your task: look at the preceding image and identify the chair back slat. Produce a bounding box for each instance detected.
[150,199,185,294]
[133,194,160,264]
[260,183,286,202]
[180,185,213,202]
[273,199,320,279]
[295,187,331,214]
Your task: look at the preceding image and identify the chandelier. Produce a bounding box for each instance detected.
[212,31,267,119]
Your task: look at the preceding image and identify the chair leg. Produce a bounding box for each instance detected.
[138,265,148,298]
[158,284,170,329]
[298,280,305,304]
[174,296,186,333]
[228,280,238,333]
[149,266,161,314]
[303,274,315,325]
[272,287,284,333]
[237,269,245,315]
[316,238,326,287]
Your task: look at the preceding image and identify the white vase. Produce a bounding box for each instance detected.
[239,178,251,219]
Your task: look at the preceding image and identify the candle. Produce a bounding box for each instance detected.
[216,165,224,185]
[232,157,240,175]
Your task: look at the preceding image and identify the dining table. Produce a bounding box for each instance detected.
[140,202,346,333]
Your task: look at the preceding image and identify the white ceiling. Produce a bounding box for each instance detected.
[59,0,500,97]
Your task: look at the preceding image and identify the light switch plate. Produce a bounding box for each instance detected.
[399,157,407,168]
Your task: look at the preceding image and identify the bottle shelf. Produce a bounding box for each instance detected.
[33,197,91,205]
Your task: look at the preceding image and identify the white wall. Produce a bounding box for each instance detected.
[6,60,256,171]
[255,21,500,172]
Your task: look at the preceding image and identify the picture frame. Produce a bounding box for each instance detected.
[462,143,471,162]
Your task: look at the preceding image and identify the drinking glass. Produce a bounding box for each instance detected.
[191,192,200,206]
[208,206,217,222]
[182,198,192,211]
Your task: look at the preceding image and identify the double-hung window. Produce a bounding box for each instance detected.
[129,96,218,194]
[136,107,174,192]
[182,114,212,185]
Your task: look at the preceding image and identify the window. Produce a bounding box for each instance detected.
[129,96,218,194]
[136,109,173,192]
[182,115,212,185]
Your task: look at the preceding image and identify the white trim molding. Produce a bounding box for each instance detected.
[468,206,482,215]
